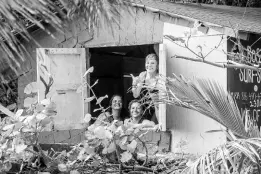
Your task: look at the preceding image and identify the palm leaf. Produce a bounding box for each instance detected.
[153,74,248,138]
[0,0,130,80]
[183,138,261,174]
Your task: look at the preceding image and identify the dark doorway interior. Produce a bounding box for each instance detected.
[89,44,157,119]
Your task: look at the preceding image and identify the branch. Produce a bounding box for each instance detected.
[172,55,261,71]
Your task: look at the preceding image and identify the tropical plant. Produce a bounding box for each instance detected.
[149,74,261,173]
[0,66,169,173]
[0,0,129,77]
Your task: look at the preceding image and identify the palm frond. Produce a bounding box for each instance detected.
[151,74,248,138]
[0,0,130,80]
[183,138,261,174]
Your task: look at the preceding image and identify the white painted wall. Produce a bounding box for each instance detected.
[163,23,227,154]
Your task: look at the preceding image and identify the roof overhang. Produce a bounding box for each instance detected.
[127,1,250,40]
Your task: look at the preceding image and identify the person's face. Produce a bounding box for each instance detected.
[111,96,122,110]
[130,102,143,118]
[145,58,157,73]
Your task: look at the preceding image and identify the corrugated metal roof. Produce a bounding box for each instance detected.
[129,0,261,34]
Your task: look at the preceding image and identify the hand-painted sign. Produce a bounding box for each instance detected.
[227,35,261,128]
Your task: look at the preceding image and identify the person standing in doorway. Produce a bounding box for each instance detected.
[131,53,160,124]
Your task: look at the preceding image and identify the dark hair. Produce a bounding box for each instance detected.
[128,99,144,113]
[109,94,122,108]
[108,94,129,121]
[107,94,122,113]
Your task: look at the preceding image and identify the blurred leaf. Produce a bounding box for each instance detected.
[58,163,67,172]
[127,140,137,153]
[40,117,52,127]
[120,151,132,163]
[3,124,15,131]
[15,144,27,153]
[24,97,37,108]
[24,82,38,94]
[41,99,51,106]
[84,145,95,155]
[35,104,45,112]
[83,66,94,77]
[84,96,95,103]
[36,113,47,120]
[93,126,106,139]
[84,113,92,123]
[93,108,103,112]
[91,79,99,88]
[15,109,23,118]
[96,95,108,105]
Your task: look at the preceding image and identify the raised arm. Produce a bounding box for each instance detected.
[131,72,146,98]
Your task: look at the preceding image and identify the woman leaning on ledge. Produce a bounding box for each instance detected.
[124,99,155,129]
[94,94,128,126]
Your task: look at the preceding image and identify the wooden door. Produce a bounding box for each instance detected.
[37,48,88,130]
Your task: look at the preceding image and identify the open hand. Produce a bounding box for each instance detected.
[130,74,141,86]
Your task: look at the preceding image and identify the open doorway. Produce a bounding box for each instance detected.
[89,44,158,119]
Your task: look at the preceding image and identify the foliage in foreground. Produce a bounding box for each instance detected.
[150,74,261,173]
[0,67,166,174]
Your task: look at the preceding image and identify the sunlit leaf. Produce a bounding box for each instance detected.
[96,95,108,105]
[84,113,92,123]
[24,97,37,108]
[87,124,96,132]
[84,144,95,155]
[15,109,23,118]
[58,164,68,172]
[104,130,113,139]
[20,127,34,133]
[83,66,94,77]
[93,126,106,139]
[120,151,132,163]
[23,115,37,126]
[93,108,103,112]
[15,144,27,153]
[127,140,137,153]
[84,96,95,103]
[91,79,99,88]
[3,124,15,131]
[41,99,51,106]
[102,142,116,154]
[24,82,38,94]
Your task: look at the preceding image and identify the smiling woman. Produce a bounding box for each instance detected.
[131,54,160,124]
[124,99,155,129]
[94,95,129,126]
